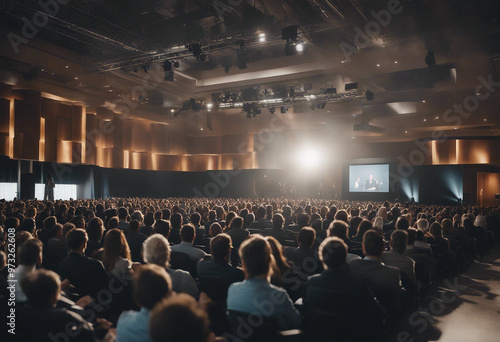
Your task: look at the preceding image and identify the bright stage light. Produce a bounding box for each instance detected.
[296,146,322,170]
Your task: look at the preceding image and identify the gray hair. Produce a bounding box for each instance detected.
[143,234,170,267]
[416,219,429,231]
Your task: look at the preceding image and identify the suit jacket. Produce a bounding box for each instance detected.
[264,228,295,244]
[168,228,182,245]
[127,232,148,263]
[227,228,250,249]
[59,252,108,297]
[381,251,417,286]
[284,246,322,275]
[348,257,402,293]
[248,219,273,230]
[197,258,245,283]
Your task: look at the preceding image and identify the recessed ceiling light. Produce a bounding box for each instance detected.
[422,100,426,103]
[74,77,78,80]
[170,109,175,113]
[377,64,380,67]
[476,93,480,96]
[352,136,355,139]
[394,61,398,64]
[41,68,44,72]
[109,89,112,92]
[296,43,304,52]
[65,65,69,68]
[405,130,408,134]
[51,73,55,75]
[423,118,427,122]
[200,128,204,131]
[435,116,439,120]
[454,127,458,130]
[484,118,487,121]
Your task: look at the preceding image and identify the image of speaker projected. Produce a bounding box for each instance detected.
[349,164,389,193]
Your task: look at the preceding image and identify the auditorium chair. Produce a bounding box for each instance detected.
[226,310,302,342]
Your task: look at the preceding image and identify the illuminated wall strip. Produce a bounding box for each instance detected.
[9,98,14,158]
[456,139,460,164]
[431,140,438,165]
[81,107,86,164]
[39,117,45,161]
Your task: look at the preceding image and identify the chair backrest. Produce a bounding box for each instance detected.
[248,229,264,235]
[306,308,348,342]
[170,251,198,278]
[198,276,235,307]
[226,310,279,342]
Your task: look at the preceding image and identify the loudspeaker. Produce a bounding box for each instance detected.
[20,173,36,199]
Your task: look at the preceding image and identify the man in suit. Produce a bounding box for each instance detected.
[170,224,206,263]
[306,237,385,341]
[349,230,403,293]
[264,213,294,245]
[17,269,95,342]
[248,206,273,230]
[364,174,378,190]
[126,220,148,263]
[169,213,183,245]
[285,227,322,275]
[382,230,418,290]
[198,233,244,282]
[59,229,108,298]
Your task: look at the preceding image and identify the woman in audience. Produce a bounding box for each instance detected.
[428,222,451,254]
[351,219,373,244]
[86,217,104,258]
[102,228,132,276]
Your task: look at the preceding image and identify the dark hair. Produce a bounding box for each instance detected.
[87,217,104,241]
[362,230,385,257]
[356,219,373,238]
[5,217,19,229]
[297,213,310,226]
[190,212,201,225]
[21,269,60,308]
[149,294,210,342]
[328,220,349,241]
[390,230,408,254]
[180,224,195,242]
[407,228,417,245]
[209,222,222,237]
[18,238,42,265]
[229,217,244,230]
[239,235,271,277]
[19,218,36,234]
[297,227,316,247]
[107,216,119,229]
[256,206,266,219]
[131,211,143,223]
[145,212,155,226]
[319,237,347,269]
[396,217,410,230]
[272,214,284,229]
[49,223,63,238]
[67,228,88,251]
[153,219,170,237]
[170,213,182,229]
[244,213,255,228]
[210,233,232,260]
[334,210,348,223]
[133,264,172,309]
[430,222,443,238]
[43,216,57,231]
[129,220,140,233]
[118,207,129,220]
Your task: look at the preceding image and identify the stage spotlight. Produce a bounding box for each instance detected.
[425,51,436,67]
[189,43,203,59]
[280,106,288,114]
[221,56,233,73]
[237,51,248,69]
[258,33,266,42]
[296,145,322,171]
[319,102,326,109]
[365,89,374,101]
[269,107,276,114]
[296,43,304,52]
[173,61,180,68]
[141,64,150,73]
[345,82,358,91]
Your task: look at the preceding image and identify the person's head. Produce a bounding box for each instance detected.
[143,234,170,268]
[362,229,385,259]
[67,228,88,252]
[282,205,291,218]
[210,233,232,261]
[334,210,348,223]
[18,238,43,266]
[149,294,211,342]
[130,211,144,223]
[328,220,348,241]
[145,212,155,226]
[43,216,57,231]
[225,211,237,228]
[107,216,119,229]
[118,207,129,220]
[369,174,373,181]
[87,217,104,241]
[153,219,170,238]
[19,218,36,234]
[170,213,182,229]
[407,228,417,246]
[272,214,284,230]
[21,269,60,308]
[255,206,266,220]
[390,230,408,254]
[373,216,384,232]
[396,216,410,230]
[209,222,222,237]
[417,218,429,232]
[319,237,347,270]
[208,210,216,221]
[244,213,255,228]
[292,213,306,227]
[133,264,172,309]
[297,227,315,248]
[429,222,443,238]
[441,218,453,235]
[5,216,19,230]
[180,224,196,243]
[103,228,131,273]
[265,236,289,271]
[190,212,201,226]
[239,235,271,278]
[229,216,244,231]
[49,223,63,239]
[377,207,388,220]
[357,219,373,237]
[129,220,140,233]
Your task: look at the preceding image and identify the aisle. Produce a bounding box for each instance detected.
[393,245,500,342]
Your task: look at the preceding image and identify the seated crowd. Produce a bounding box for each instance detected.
[0,197,499,341]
